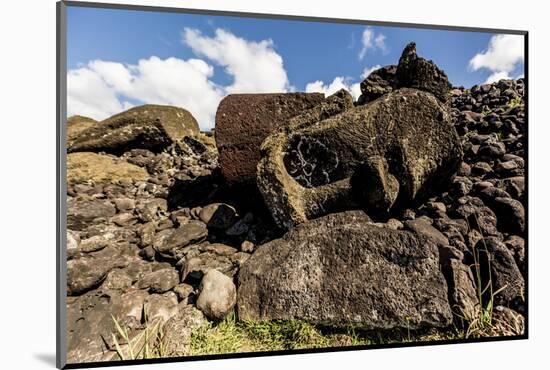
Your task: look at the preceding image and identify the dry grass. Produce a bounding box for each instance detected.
[67,152,149,184]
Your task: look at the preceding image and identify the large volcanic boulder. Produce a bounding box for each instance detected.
[215,93,325,184]
[67,115,97,147]
[237,211,453,330]
[395,42,452,103]
[257,88,462,230]
[68,105,199,154]
[357,42,451,104]
[357,65,398,105]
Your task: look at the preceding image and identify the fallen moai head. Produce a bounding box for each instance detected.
[257,88,462,230]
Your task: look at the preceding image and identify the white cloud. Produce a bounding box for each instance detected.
[67,28,289,130]
[469,34,524,84]
[358,28,374,60]
[484,71,511,84]
[305,76,362,101]
[182,28,289,93]
[67,57,224,129]
[303,65,382,103]
[350,82,362,101]
[361,65,382,79]
[374,34,388,54]
[358,27,387,60]
[67,66,128,120]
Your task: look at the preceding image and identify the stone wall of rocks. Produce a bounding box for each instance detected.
[65,44,526,364]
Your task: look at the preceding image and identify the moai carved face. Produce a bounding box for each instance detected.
[257,88,462,230]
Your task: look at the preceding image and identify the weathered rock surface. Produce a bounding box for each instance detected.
[357,42,451,104]
[475,237,524,307]
[395,42,452,103]
[197,269,237,320]
[67,198,116,231]
[135,268,180,293]
[404,218,449,247]
[67,243,136,295]
[67,115,97,147]
[215,93,325,184]
[357,65,397,105]
[180,246,239,281]
[199,203,237,230]
[257,88,462,229]
[66,289,149,363]
[163,304,205,355]
[64,50,526,362]
[68,105,199,154]
[439,252,479,320]
[154,220,208,260]
[237,211,452,330]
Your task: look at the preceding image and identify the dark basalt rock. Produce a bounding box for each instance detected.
[357,65,398,105]
[473,237,524,308]
[357,42,451,105]
[396,42,452,103]
[237,211,452,329]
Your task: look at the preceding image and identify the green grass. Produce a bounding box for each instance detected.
[186,314,464,356]
[506,97,522,111]
[110,292,519,360]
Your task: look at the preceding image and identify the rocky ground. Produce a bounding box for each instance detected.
[65,44,525,364]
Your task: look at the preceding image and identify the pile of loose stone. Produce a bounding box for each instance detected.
[66,106,277,363]
[65,43,525,364]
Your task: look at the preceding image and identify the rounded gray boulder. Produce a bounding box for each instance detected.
[196,269,237,320]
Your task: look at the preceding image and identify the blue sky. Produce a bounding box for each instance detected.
[67,6,525,130]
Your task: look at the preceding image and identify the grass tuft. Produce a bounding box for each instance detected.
[111,306,167,360]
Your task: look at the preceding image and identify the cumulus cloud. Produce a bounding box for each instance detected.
[469,34,524,84]
[67,57,224,129]
[484,71,511,84]
[182,27,289,93]
[361,64,382,79]
[305,77,362,101]
[304,65,384,102]
[358,27,388,60]
[67,66,128,120]
[67,28,289,130]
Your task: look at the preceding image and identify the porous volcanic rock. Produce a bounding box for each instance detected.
[68,105,199,154]
[64,49,526,362]
[237,211,452,330]
[67,115,97,147]
[357,42,451,104]
[257,88,462,229]
[357,65,398,105]
[395,42,452,103]
[215,93,325,184]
